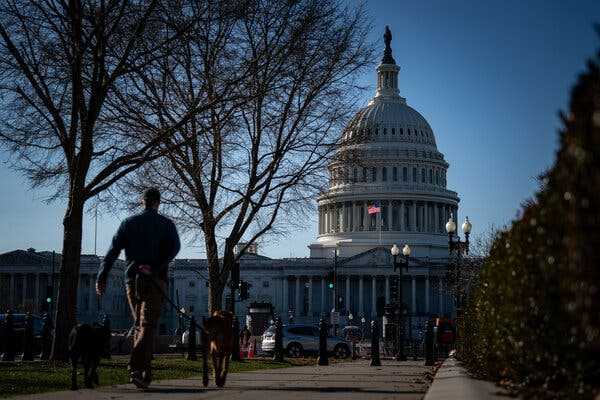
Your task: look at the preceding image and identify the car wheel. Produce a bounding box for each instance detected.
[286,342,303,358]
[334,344,351,359]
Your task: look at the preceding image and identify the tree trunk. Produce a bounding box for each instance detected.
[208,282,223,315]
[50,197,84,361]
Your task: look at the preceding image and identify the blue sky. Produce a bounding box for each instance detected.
[1,0,599,259]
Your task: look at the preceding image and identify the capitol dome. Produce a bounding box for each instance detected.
[309,26,460,260]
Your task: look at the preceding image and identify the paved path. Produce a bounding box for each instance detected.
[424,357,511,400]
[12,360,433,400]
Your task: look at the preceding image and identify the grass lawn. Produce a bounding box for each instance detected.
[0,355,317,398]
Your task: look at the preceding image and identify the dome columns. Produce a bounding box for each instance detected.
[317,199,458,236]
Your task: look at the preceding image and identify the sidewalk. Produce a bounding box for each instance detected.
[11,360,433,400]
[424,357,512,400]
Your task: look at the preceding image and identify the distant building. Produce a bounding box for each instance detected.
[0,249,130,329]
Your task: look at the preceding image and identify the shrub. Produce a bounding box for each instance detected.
[460,37,600,399]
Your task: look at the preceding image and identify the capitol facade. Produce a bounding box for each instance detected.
[0,28,459,333]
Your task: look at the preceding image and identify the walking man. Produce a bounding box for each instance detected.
[96,188,180,389]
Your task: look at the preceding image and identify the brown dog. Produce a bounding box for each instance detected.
[202,310,233,387]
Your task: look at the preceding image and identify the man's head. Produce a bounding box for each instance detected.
[142,187,161,210]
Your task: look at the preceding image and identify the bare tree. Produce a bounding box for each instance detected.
[0,0,228,359]
[127,0,374,312]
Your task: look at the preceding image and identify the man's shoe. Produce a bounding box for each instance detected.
[130,371,148,389]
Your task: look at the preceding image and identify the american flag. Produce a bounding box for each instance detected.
[367,201,381,214]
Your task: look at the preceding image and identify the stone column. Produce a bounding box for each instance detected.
[353,202,359,232]
[345,276,351,313]
[321,277,326,313]
[385,276,390,304]
[399,201,405,231]
[411,276,417,314]
[425,276,430,314]
[411,201,417,232]
[307,277,313,318]
[295,277,300,316]
[34,273,40,313]
[424,202,429,232]
[358,276,364,316]
[22,274,27,306]
[439,277,444,314]
[434,203,439,233]
[9,274,14,308]
[371,276,377,317]
[282,277,289,314]
[364,202,370,231]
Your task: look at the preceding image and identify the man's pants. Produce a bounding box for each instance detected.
[126,279,165,381]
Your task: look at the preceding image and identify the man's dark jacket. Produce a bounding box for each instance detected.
[97,208,180,284]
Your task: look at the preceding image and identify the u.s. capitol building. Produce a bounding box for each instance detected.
[0,28,461,333]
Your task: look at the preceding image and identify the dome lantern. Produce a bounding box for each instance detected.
[375,26,401,100]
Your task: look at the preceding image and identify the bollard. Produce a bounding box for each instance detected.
[21,312,34,361]
[201,317,209,387]
[424,319,435,366]
[273,317,284,361]
[186,316,198,361]
[272,317,284,362]
[317,317,329,366]
[370,320,381,367]
[1,310,16,362]
[102,315,111,359]
[231,316,241,361]
[40,313,53,360]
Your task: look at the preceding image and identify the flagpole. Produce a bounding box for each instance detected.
[379,205,382,245]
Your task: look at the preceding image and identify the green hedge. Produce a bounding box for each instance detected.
[460,41,600,399]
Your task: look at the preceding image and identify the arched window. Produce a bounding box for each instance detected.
[407,128,411,135]
[421,168,426,183]
[393,167,398,181]
[361,167,367,182]
[403,167,408,181]
[429,169,433,184]
[400,128,404,135]
[412,167,417,182]
[371,167,377,182]
[382,167,387,181]
[383,128,387,135]
[435,170,440,185]
[392,128,395,135]
[353,168,358,183]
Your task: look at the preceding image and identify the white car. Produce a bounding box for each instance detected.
[262,323,351,358]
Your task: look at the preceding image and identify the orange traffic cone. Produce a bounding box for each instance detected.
[248,338,256,359]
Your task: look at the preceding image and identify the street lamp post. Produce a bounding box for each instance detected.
[390,244,411,362]
[445,214,472,352]
[445,214,472,310]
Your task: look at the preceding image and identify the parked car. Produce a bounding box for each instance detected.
[261,323,351,358]
[0,313,46,354]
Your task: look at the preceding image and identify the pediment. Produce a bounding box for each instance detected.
[338,246,395,269]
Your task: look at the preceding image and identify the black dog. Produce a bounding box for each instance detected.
[68,323,111,390]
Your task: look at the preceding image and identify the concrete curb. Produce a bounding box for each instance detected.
[424,357,513,400]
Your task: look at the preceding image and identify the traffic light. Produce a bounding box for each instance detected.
[46,285,53,302]
[239,281,250,301]
[326,271,335,289]
[42,285,52,312]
